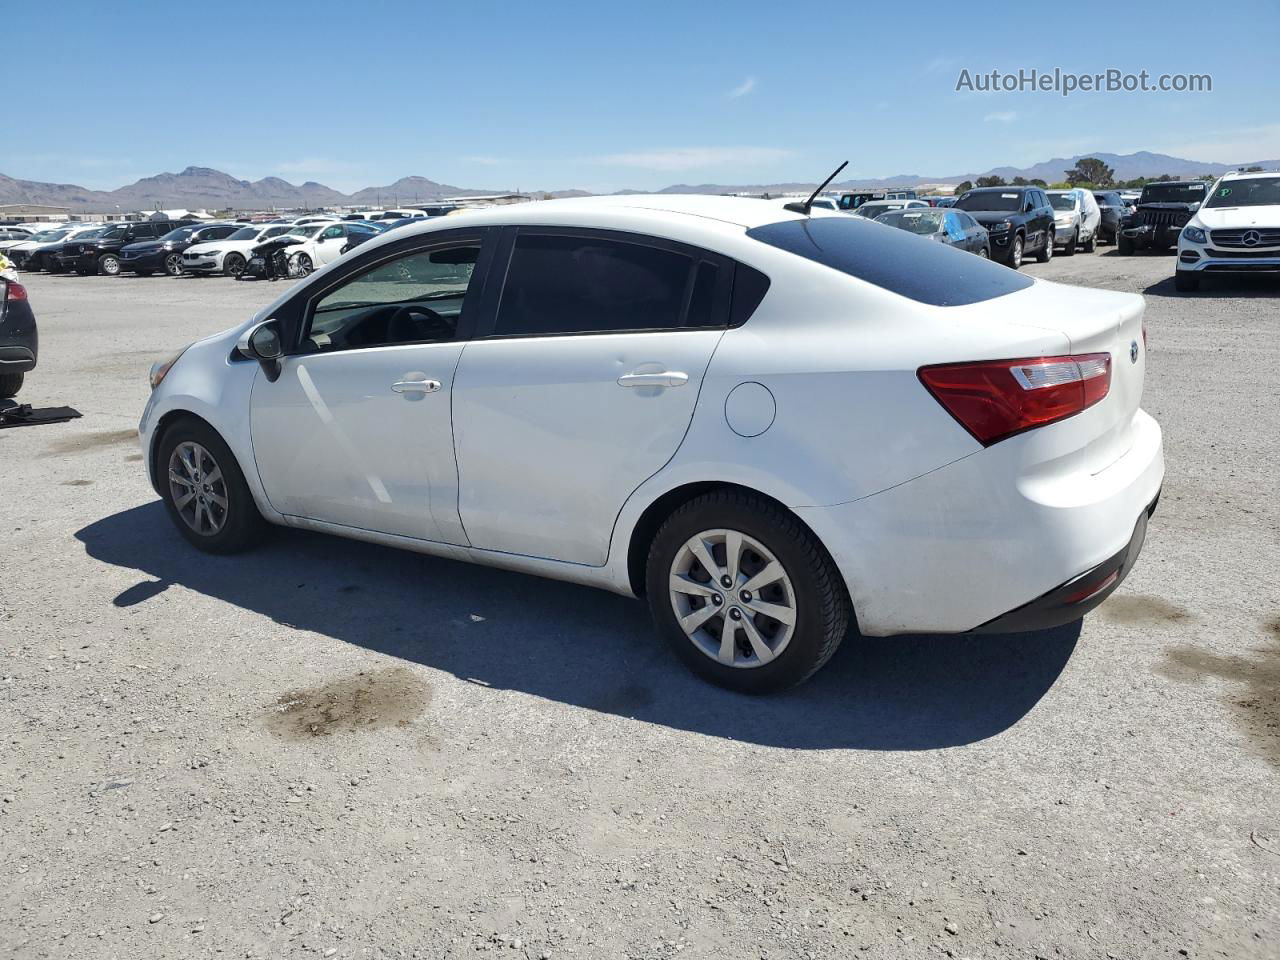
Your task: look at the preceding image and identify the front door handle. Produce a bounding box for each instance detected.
[617,371,689,388]
[391,378,441,394]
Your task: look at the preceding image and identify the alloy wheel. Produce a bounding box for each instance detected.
[164,253,183,276]
[668,528,797,668]
[167,441,229,536]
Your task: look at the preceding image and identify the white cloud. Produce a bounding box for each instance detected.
[728,76,757,99]
[983,110,1018,123]
[591,146,793,172]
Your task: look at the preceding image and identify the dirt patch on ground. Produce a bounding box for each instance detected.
[1101,593,1192,626]
[264,667,431,741]
[42,428,138,457]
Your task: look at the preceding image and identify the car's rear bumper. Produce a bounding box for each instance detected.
[0,300,39,372]
[795,409,1165,635]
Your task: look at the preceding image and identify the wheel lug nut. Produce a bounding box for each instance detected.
[711,594,723,606]
[729,608,742,621]
[740,590,752,603]
[720,576,732,588]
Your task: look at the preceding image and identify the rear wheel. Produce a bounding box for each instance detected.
[223,253,246,278]
[1174,270,1200,292]
[98,254,121,276]
[164,252,184,276]
[645,490,851,693]
[157,418,266,554]
[1117,235,1134,255]
[0,372,23,397]
[1083,230,1096,253]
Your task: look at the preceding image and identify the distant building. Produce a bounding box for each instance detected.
[0,203,71,223]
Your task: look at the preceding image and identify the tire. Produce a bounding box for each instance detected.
[292,253,313,277]
[1007,234,1024,269]
[1062,230,1077,256]
[1083,230,1096,253]
[978,245,990,259]
[46,257,65,274]
[644,490,851,694]
[157,418,267,554]
[163,252,184,277]
[0,372,23,397]
[39,254,56,272]
[1036,231,1053,263]
[1117,235,1134,255]
[98,254,121,276]
[1174,271,1200,293]
[222,253,246,278]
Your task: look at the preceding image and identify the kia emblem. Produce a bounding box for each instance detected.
[1242,229,1261,246]
[1130,340,1139,364]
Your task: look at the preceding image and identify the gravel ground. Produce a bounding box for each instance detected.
[1,251,1277,960]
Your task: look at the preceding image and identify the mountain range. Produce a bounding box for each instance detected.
[2,152,1275,213]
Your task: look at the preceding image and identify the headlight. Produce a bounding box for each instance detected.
[201,250,221,257]
[1055,216,1071,225]
[150,345,190,390]
[989,220,1011,233]
[1182,226,1207,244]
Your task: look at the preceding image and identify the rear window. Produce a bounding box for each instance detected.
[746,216,1033,307]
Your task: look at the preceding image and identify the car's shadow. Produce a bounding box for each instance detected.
[1143,273,1280,298]
[76,503,1081,751]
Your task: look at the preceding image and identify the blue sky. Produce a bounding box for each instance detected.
[7,0,1279,193]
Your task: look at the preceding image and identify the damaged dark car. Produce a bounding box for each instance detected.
[1118,181,1208,254]
[0,277,37,398]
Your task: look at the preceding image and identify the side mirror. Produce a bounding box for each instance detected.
[237,319,284,382]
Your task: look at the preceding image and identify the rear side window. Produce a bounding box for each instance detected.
[494,233,698,336]
[746,216,1032,307]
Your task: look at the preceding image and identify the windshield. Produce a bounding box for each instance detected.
[877,210,944,234]
[162,226,199,242]
[1139,183,1206,204]
[1049,194,1077,211]
[228,227,260,241]
[30,230,69,241]
[954,191,1023,212]
[1205,176,1280,208]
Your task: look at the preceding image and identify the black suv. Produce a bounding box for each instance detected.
[952,187,1055,268]
[119,222,242,276]
[61,220,195,276]
[1117,181,1207,254]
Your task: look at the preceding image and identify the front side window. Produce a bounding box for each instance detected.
[493,233,701,337]
[304,243,481,353]
[320,225,345,240]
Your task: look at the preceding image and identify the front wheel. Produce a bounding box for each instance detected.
[223,253,246,278]
[157,419,266,554]
[1007,234,1024,269]
[645,490,851,693]
[1062,230,1077,256]
[291,253,313,277]
[978,245,990,259]
[1036,231,1053,263]
[0,372,23,397]
[98,254,121,276]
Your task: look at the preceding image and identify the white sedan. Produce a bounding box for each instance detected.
[182,223,299,277]
[284,222,383,275]
[139,195,1163,693]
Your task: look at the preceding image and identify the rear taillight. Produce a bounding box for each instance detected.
[918,353,1112,446]
[5,281,28,302]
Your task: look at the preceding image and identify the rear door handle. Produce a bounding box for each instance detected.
[617,371,689,388]
[391,378,441,394]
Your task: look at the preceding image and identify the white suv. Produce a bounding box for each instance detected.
[1176,170,1280,291]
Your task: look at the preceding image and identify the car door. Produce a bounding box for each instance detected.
[310,224,347,264]
[451,227,731,566]
[249,228,494,543]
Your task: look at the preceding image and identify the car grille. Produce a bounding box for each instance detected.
[1204,247,1280,259]
[1138,210,1189,229]
[1208,228,1280,248]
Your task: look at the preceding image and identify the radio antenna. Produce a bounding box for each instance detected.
[785,160,849,214]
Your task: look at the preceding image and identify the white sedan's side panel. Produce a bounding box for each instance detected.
[250,343,468,544]
[452,330,723,566]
